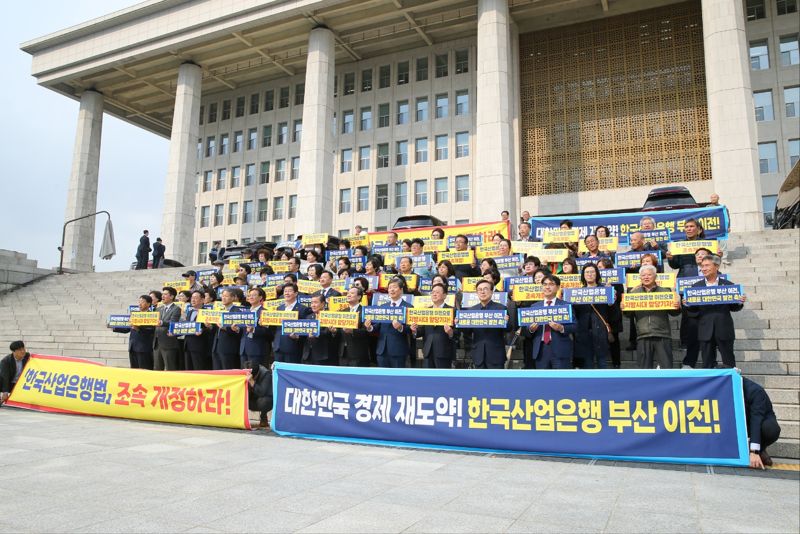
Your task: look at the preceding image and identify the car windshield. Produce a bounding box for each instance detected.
[644,194,695,208]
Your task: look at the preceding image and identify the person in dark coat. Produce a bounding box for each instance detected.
[305,294,338,365]
[135,230,150,270]
[112,294,155,369]
[573,263,611,369]
[183,291,213,370]
[153,287,182,370]
[210,288,244,370]
[239,287,273,368]
[271,282,312,364]
[151,238,165,269]
[521,274,577,369]
[0,341,30,405]
[247,362,273,429]
[743,376,781,469]
[458,279,513,369]
[336,286,371,367]
[411,282,457,369]
[365,278,413,368]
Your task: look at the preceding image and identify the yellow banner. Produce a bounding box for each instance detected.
[7,354,249,429]
[330,279,347,292]
[622,291,680,311]
[343,234,368,247]
[438,250,475,265]
[475,244,502,259]
[212,301,226,311]
[462,277,504,292]
[412,295,456,308]
[407,307,454,326]
[221,276,237,286]
[268,261,291,273]
[543,229,580,244]
[297,279,322,294]
[318,311,359,329]
[511,284,562,302]
[262,286,278,300]
[510,241,545,255]
[263,299,284,310]
[368,220,510,247]
[625,272,677,289]
[379,273,418,290]
[258,310,299,326]
[227,258,246,271]
[163,280,189,291]
[578,237,619,253]
[536,248,571,263]
[130,311,159,326]
[301,233,329,246]
[196,309,223,325]
[423,239,448,252]
[558,274,582,289]
[668,240,719,256]
[328,295,368,311]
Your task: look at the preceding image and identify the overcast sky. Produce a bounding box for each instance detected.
[0,1,168,272]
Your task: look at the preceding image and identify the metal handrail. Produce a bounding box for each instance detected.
[57,210,110,274]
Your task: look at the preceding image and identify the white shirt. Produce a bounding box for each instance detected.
[284,301,296,311]
[705,277,719,287]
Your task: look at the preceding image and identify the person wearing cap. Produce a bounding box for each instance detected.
[182,270,203,292]
[0,341,30,405]
[247,361,273,428]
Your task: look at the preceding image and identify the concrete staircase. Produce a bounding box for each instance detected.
[0,250,54,293]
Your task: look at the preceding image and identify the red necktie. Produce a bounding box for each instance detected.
[543,300,552,344]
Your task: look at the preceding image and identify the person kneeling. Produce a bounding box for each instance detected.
[247,361,273,429]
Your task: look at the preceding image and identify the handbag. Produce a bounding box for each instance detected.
[591,305,615,344]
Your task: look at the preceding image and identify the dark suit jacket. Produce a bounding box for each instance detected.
[113,324,155,353]
[372,301,412,359]
[154,303,182,350]
[1,353,30,393]
[687,278,743,341]
[743,377,777,447]
[417,304,457,362]
[305,322,338,363]
[522,298,577,362]
[461,300,513,368]
[338,305,371,362]
[212,305,245,355]
[152,241,165,262]
[182,307,213,354]
[314,288,342,300]
[239,306,273,360]
[667,238,704,278]
[137,234,150,254]
[272,303,312,358]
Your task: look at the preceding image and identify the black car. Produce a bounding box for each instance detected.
[392,215,447,230]
[128,258,184,270]
[774,161,799,229]
[220,242,277,262]
[641,186,700,212]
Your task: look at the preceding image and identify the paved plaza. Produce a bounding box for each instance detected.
[0,408,797,533]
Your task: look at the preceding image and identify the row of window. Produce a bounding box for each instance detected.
[200,158,299,192]
[198,175,472,228]
[754,86,800,121]
[201,86,303,125]
[749,34,799,70]
[758,138,800,173]
[746,0,797,21]
[339,133,470,172]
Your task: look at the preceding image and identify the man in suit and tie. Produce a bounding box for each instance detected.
[182,290,213,370]
[240,287,273,367]
[287,257,308,281]
[152,238,166,269]
[365,278,412,368]
[458,279,513,369]
[135,230,150,270]
[111,294,155,369]
[272,282,311,363]
[411,283,456,369]
[152,287,182,370]
[315,271,342,300]
[523,274,577,369]
[451,234,479,280]
[210,288,243,370]
[305,294,338,365]
[743,376,781,469]
[685,254,745,368]
[337,286,371,367]
[518,221,535,242]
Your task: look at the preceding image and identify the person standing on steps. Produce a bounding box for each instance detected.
[136,230,150,270]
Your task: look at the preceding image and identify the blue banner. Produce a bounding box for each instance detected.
[372,245,402,255]
[220,311,256,328]
[370,293,414,307]
[576,255,611,269]
[518,305,573,326]
[168,321,202,336]
[634,229,672,243]
[447,235,484,248]
[616,250,662,268]
[281,319,320,337]
[272,365,747,466]
[676,274,728,294]
[563,286,615,305]
[345,275,379,291]
[460,292,509,308]
[600,268,625,285]
[362,305,407,324]
[684,284,744,306]
[325,249,350,261]
[456,309,507,328]
[531,206,729,244]
[504,276,534,292]
[418,276,460,294]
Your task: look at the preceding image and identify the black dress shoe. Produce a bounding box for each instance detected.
[759,450,773,467]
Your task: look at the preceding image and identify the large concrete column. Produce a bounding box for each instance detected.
[63,90,103,272]
[701,0,763,231]
[475,0,515,223]
[161,62,202,265]
[296,27,335,235]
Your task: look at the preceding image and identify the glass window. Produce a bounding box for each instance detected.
[219,134,229,155]
[233,131,243,152]
[200,206,210,227]
[378,103,390,128]
[334,75,338,98]
[396,140,408,166]
[262,125,272,147]
[289,195,297,219]
[272,197,284,220]
[360,107,372,131]
[228,202,239,225]
[359,146,370,170]
[295,83,305,105]
[415,138,428,163]
[785,86,800,117]
[781,35,799,66]
[777,0,798,15]
[397,61,409,85]
[434,177,448,204]
[435,135,448,160]
[260,161,270,184]
[763,194,778,227]
[341,149,353,173]
[270,235,282,243]
[248,128,258,150]
[758,142,778,173]
[206,136,215,157]
[293,120,302,143]
[343,73,355,95]
[264,90,274,111]
[279,87,290,108]
[277,122,288,144]
[242,200,253,223]
[357,186,369,211]
[754,90,774,121]
[414,179,428,206]
[342,110,354,134]
[245,163,255,186]
[275,159,286,181]
[339,188,352,214]
[202,170,213,192]
[746,0,765,20]
[436,94,449,119]
[257,199,268,222]
[395,182,407,208]
[214,204,224,226]
[789,138,800,167]
[250,94,259,115]
[416,57,429,81]
[456,90,469,115]
[208,102,217,123]
[435,53,448,78]
[456,175,470,202]
[199,106,204,125]
[235,96,245,117]
[416,97,428,121]
[376,184,388,210]
[379,65,391,88]
[456,131,469,158]
[230,166,241,188]
[377,143,389,168]
[397,100,409,125]
[361,69,373,92]
[222,100,231,120]
[291,157,300,180]
[216,168,226,190]
[197,242,208,265]
[455,49,469,74]
[197,140,202,160]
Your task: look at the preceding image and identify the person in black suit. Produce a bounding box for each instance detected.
[743,376,781,469]
[337,286,371,367]
[183,290,213,370]
[522,274,577,369]
[518,221,535,242]
[239,287,273,368]
[152,237,165,269]
[0,340,30,405]
[451,234,479,280]
[112,294,155,369]
[411,282,456,369]
[458,279,513,369]
[135,230,150,270]
[315,271,342,300]
[684,254,745,368]
[572,264,611,369]
[272,282,312,364]
[305,294,338,365]
[210,288,243,370]
[153,287,182,370]
[365,278,412,368]
[287,257,308,281]
[248,362,273,429]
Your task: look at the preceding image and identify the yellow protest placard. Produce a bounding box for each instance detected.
[318,311,359,329]
[622,291,679,311]
[262,299,284,310]
[510,241,545,255]
[343,234,368,247]
[379,273,418,290]
[297,279,322,294]
[407,307,454,326]
[262,286,278,300]
[543,229,580,244]
[536,248,571,263]
[558,274,582,289]
[625,272,677,289]
[462,277,504,292]
[268,261,291,273]
[258,310,299,326]
[212,301,226,311]
[330,279,347,292]
[328,295,368,311]
[423,239,448,252]
[668,240,719,256]
[578,237,619,253]
[510,284,561,302]
[196,309,223,325]
[438,250,474,265]
[130,311,159,326]
[301,233,329,246]
[475,244,502,259]
[227,258,246,271]
[412,295,457,308]
[163,280,189,291]
[368,220,510,247]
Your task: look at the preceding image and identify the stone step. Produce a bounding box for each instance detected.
[770,438,800,460]
[774,403,799,421]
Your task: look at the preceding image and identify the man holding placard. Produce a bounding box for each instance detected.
[153,287,182,371]
[182,290,213,370]
[521,275,576,369]
[338,287,370,367]
[240,287,273,368]
[457,279,512,369]
[111,294,155,370]
[210,288,243,370]
[365,278,412,368]
[305,294,337,365]
[411,283,456,369]
[272,282,311,364]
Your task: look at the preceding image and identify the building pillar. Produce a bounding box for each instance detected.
[701,0,763,231]
[161,62,202,265]
[296,27,335,236]
[63,90,103,272]
[475,0,515,223]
